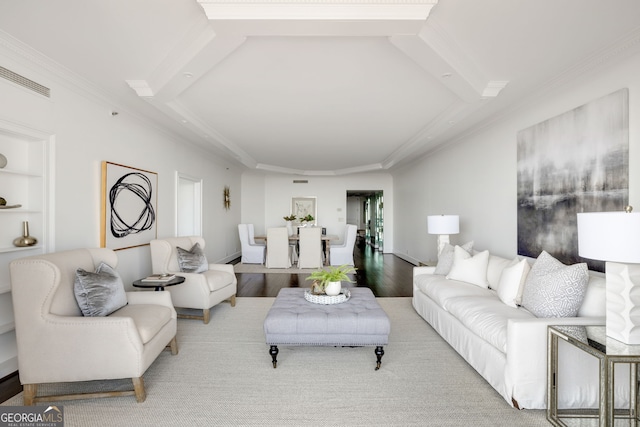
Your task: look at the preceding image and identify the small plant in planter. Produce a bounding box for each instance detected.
[299,214,315,224]
[306,265,356,295]
[283,214,297,222]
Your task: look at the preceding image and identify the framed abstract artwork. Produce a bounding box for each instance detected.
[101,161,158,250]
[517,89,629,271]
[291,196,317,225]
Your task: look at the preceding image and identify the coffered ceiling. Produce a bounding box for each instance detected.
[1,0,640,175]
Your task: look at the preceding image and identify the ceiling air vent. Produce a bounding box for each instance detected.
[293,180,308,184]
[0,66,50,98]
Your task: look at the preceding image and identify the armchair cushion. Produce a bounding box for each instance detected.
[176,243,208,273]
[203,270,236,292]
[74,262,127,317]
[111,304,173,344]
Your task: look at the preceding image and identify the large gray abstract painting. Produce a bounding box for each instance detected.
[517,89,629,271]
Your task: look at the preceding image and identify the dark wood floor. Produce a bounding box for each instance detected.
[233,241,415,297]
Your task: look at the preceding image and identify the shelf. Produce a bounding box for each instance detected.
[0,167,42,177]
[0,209,41,214]
[0,322,14,335]
[0,245,41,254]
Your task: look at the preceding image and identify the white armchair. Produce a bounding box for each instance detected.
[9,248,178,405]
[150,236,237,324]
[330,224,358,266]
[238,224,265,264]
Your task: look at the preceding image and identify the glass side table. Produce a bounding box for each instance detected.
[548,325,640,427]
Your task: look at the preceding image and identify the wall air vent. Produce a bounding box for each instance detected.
[0,66,50,98]
[293,180,308,184]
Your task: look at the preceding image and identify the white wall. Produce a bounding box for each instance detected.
[0,42,242,288]
[241,172,393,251]
[394,50,640,265]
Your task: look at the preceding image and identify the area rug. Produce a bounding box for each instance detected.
[2,298,547,426]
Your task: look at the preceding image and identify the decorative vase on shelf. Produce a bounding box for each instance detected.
[13,221,37,247]
[324,281,342,296]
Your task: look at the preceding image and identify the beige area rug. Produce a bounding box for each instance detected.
[2,298,548,426]
[233,263,329,274]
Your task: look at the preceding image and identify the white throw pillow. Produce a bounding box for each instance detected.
[446,247,490,288]
[496,258,531,308]
[434,241,474,275]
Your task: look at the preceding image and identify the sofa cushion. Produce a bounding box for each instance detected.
[177,242,209,273]
[446,248,490,288]
[110,304,172,344]
[496,258,531,308]
[74,262,128,317]
[578,275,606,317]
[414,274,493,310]
[521,251,589,318]
[446,296,535,353]
[203,269,235,292]
[434,241,474,275]
[486,254,516,290]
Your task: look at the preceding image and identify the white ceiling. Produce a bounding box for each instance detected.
[1,0,640,175]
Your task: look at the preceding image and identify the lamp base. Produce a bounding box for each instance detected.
[436,235,450,257]
[605,262,640,345]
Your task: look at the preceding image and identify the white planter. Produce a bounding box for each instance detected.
[324,281,342,296]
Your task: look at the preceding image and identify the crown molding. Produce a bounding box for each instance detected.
[197,0,438,20]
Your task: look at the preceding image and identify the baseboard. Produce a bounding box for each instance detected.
[393,252,421,266]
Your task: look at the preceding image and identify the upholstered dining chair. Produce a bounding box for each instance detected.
[265,227,292,268]
[9,248,178,405]
[238,224,265,264]
[330,224,358,266]
[150,236,237,324]
[297,227,323,269]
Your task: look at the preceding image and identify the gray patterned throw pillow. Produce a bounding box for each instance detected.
[521,251,589,318]
[74,262,128,317]
[434,241,474,275]
[177,242,209,273]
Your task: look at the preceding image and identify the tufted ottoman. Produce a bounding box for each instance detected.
[263,287,390,370]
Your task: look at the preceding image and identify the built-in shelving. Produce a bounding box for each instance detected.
[0,121,52,379]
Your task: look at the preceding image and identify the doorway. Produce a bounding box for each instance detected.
[176,172,202,236]
[346,190,383,251]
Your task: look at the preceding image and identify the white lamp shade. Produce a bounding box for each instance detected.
[577,211,640,263]
[427,215,460,235]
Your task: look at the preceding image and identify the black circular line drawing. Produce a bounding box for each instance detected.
[109,172,156,238]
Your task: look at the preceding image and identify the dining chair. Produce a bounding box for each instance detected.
[297,227,323,269]
[238,224,265,264]
[265,227,292,268]
[330,224,358,266]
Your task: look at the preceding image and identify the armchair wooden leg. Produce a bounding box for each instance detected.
[230,294,236,307]
[23,384,37,406]
[169,335,179,355]
[132,377,146,403]
[203,308,210,324]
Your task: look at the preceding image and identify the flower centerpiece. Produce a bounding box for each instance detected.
[298,214,315,227]
[306,264,356,296]
[283,214,296,222]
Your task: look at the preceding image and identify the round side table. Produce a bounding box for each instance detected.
[133,275,185,292]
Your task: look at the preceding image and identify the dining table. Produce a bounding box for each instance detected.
[254,233,338,266]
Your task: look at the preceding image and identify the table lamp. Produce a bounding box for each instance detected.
[577,207,640,344]
[427,214,460,256]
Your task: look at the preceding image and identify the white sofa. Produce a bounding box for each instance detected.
[412,250,629,410]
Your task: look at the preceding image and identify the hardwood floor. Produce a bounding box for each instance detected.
[234,241,415,297]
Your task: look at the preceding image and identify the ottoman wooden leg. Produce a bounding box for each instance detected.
[375,346,384,370]
[269,345,279,368]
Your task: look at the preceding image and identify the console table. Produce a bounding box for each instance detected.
[548,325,640,426]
